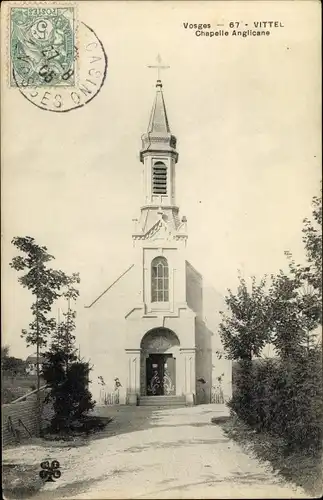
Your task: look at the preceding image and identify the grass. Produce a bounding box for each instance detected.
[2,463,43,499]
[2,375,45,404]
[217,414,322,496]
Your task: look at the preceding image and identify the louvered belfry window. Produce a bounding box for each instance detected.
[151,256,169,302]
[152,162,167,195]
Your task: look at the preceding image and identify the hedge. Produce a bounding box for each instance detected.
[229,347,322,452]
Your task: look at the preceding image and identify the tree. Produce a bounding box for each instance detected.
[219,275,272,361]
[222,186,322,449]
[2,356,26,377]
[10,236,79,433]
[302,185,322,295]
[219,275,273,424]
[1,345,26,381]
[10,237,74,347]
[268,271,309,359]
[42,286,95,433]
[1,345,10,359]
[300,186,322,326]
[49,278,80,371]
[269,187,322,358]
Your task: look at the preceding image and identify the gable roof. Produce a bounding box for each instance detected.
[84,264,134,309]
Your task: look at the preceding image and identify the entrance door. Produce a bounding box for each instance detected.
[146,354,176,395]
[146,354,163,395]
[164,355,176,395]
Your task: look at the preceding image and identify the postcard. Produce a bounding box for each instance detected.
[1,1,321,499]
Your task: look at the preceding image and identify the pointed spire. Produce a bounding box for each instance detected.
[147,80,170,134]
[140,79,178,162]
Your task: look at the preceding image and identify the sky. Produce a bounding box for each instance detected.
[1,1,321,359]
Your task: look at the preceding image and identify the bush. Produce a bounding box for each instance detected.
[42,352,95,433]
[229,348,323,453]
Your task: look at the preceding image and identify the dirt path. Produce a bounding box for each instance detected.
[3,404,306,499]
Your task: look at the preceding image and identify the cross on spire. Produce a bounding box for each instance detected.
[148,54,170,82]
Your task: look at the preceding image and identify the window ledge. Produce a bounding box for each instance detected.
[150,301,170,311]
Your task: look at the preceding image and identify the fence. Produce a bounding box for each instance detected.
[2,386,52,447]
[100,388,226,405]
[211,385,225,404]
[99,389,121,405]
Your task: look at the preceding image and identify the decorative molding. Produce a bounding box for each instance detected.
[142,335,173,353]
[141,328,180,353]
[132,219,179,242]
[140,150,178,163]
[180,347,196,354]
[132,223,187,242]
[174,234,188,241]
[141,301,191,319]
[140,204,179,211]
[144,136,172,144]
[125,304,145,319]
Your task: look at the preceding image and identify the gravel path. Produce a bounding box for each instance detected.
[2,404,306,499]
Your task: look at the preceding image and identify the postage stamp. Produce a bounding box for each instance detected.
[16,21,108,112]
[10,5,76,87]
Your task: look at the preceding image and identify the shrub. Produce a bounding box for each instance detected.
[42,351,95,433]
[229,348,322,453]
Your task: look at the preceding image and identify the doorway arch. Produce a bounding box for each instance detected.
[140,328,180,396]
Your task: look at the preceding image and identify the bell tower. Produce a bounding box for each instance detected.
[132,60,187,245]
[140,78,178,208]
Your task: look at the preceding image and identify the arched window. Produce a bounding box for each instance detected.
[151,256,169,302]
[152,162,167,195]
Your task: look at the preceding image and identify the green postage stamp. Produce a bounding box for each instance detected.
[10,5,76,87]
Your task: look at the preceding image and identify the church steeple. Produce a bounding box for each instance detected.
[132,63,187,246]
[148,80,170,133]
[140,79,178,162]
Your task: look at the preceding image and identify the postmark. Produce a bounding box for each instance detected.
[10,5,76,87]
[13,21,108,112]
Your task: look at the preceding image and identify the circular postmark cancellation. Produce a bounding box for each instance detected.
[13,22,107,112]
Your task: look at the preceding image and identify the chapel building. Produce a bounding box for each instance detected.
[85,77,232,406]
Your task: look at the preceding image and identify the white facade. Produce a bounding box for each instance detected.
[85,78,232,405]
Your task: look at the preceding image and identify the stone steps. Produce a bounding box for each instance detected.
[138,395,186,407]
